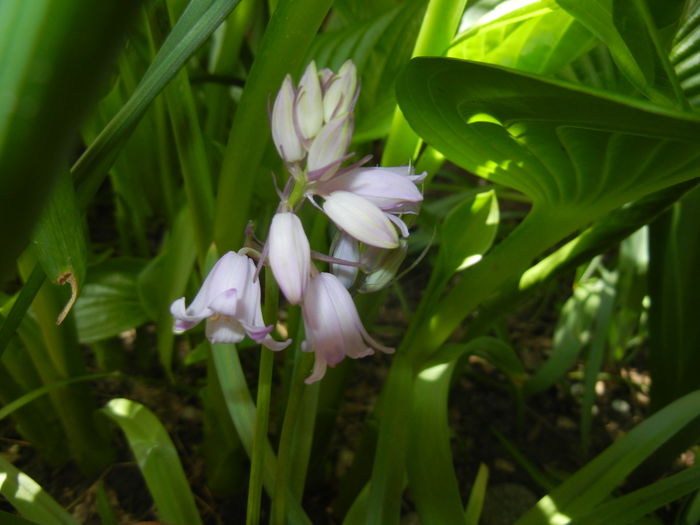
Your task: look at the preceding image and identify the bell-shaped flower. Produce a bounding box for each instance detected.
[322,190,399,249]
[268,212,310,305]
[301,272,394,383]
[329,232,360,289]
[295,61,324,141]
[306,115,353,181]
[323,60,358,122]
[315,166,425,214]
[170,251,290,350]
[271,75,305,163]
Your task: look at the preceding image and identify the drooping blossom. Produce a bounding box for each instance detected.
[301,272,394,383]
[268,212,310,305]
[312,165,425,248]
[170,251,290,350]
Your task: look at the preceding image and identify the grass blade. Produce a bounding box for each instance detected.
[102,398,203,525]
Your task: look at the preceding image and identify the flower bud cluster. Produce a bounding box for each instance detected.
[171,60,425,383]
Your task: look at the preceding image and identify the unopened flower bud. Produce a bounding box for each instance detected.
[268,212,310,304]
[323,60,358,122]
[295,61,324,141]
[271,75,304,163]
[307,116,353,181]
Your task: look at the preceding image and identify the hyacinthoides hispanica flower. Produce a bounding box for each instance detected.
[172,59,424,383]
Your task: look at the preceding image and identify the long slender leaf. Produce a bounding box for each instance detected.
[73,0,242,206]
[102,398,203,525]
[516,388,700,523]
[0,456,79,525]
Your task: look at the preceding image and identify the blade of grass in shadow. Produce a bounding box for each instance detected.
[73,0,243,206]
[516,388,700,524]
[0,456,79,525]
[465,464,489,525]
[102,398,203,525]
[571,465,700,525]
[0,373,114,422]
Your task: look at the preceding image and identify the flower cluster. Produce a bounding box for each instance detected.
[171,61,425,383]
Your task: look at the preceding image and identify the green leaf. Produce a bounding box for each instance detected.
[408,359,466,525]
[73,0,243,206]
[102,398,203,525]
[0,373,112,422]
[213,0,334,250]
[571,465,700,524]
[464,463,489,525]
[450,3,596,76]
[308,0,425,142]
[0,456,79,525]
[671,1,700,106]
[556,0,685,106]
[0,0,141,281]
[30,171,87,324]
[74,258,149,344]
[397,57,700,224]
[0,510,41,525]
[440,189,499,274]
[516,388,700,524]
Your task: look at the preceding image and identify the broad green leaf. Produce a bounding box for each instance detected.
[397,57,700,223]
[73,0,243,206]
[440,189,499,274]
[450,3,596,76]
[556,0,685,106]
[30,171,87,324]
[74,258,149,344]
[0,456,79,525]
[516,388,700,524]
[0,0,141,282]
[571,465,700,524]
[102,398,203,525]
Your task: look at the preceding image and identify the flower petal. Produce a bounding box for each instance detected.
[307,116,353,181]
[206,315,246,344]
[323,191,399,249]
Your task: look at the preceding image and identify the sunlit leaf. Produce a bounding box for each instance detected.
[102,398,203,525]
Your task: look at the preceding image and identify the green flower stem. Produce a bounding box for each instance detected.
[213,0,333,251]
[246,269,279,525]
[380,0,468,167]
[271,345,314,525]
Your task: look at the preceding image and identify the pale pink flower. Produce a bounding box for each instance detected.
[322,190,399,249]
[268,212,310,305]
[170,251,290,350]
[301,272,394,383]
[271,75,305,163]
